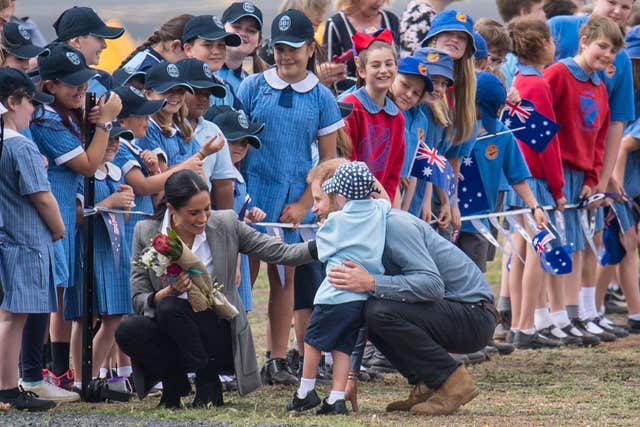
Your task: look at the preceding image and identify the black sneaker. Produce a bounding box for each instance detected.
[560,323,600,346]
[488,340,515,355]
[573,318,616,342]
[513,331,563,349]
[316,398,348,415]
[465,350,487,364]
[505,329,516,344]
[85,378,131,403]
[366,349,397,374]
[605,287,628,314]
[538,326,582,346]
[593,316,629,338]
[286,348,301,375]
[264,358,298,386]
[286,389,321,412]
[627,318,640,334]
[0,387,56,411]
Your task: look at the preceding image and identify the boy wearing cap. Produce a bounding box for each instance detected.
[1,21,46,72]
[53,6,125,98]
[287,161,390,415]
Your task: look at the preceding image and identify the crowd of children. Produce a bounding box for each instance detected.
[1,0,640,416]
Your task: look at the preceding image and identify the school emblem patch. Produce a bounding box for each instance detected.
[66,52,81,66]
[237,111,249,129]
[203,63,212,79]
[279,15,291,31]
[243,2,255,13]
[166,63,180,78]
[18,25,30,40]
[605,63,616,78]
[485,143,499,160]
[456,13,468,23]
[418,63,428,76]
[123,65,136,75]
[212,16,224,28]
[129,86,144,98]
[427,52,440,63]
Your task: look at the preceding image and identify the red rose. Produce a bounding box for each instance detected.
[153,234,170,253]
[167,263,182,276]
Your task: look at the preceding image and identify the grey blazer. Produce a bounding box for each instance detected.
[130,210,315,395]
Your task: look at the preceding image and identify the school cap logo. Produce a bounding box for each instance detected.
[66,51,81,66]
[243,2,255,13]
[456,13,468,23]
[606,63,616,78]
[129,86,145,98]
[237,110,249,129]
[212,16,224,28]
[166,63,180,78]
[418,63,428,76]
[427,52,440,63]
[18,25,31,40]
[123,65,136,75]
[203,63,212,78]
[279,15,291,31]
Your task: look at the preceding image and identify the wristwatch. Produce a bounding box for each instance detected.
[96,121,113,132]
[531,205,544,215]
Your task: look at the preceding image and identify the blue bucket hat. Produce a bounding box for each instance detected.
[322,161,376,200]
[476,71,506,134]
[421,10,476,54]
[398,56,434,93]
[625,25,640,59]
[413,47,454,86]
[473,31,488,59]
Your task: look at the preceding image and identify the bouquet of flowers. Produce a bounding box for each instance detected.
[135,229,239,319]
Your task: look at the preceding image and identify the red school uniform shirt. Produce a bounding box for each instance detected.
[512,65,565,200]
[342,87,406,200]
[543,58,609,189]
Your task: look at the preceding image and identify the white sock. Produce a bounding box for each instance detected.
[534,307,553,330]
[579,286,598,320]
[327,390,345,404]
[297,377,316,399]
[74,381,82,389]
[324,352,333,367]
[117,366,132,377]
[599,305,605,316]
[551,310,571,329]
[521,327,536,335]
[511,327,520,333]
[628,313,640,321]
[99,368,108,378]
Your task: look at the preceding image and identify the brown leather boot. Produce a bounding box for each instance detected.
[385,382,433,412]
[410,365,479,415]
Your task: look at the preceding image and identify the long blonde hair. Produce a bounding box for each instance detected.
[152,102,194,143]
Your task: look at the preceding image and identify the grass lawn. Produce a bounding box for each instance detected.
[19,260,640,426]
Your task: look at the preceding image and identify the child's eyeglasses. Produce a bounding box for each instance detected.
[488,55,506,66]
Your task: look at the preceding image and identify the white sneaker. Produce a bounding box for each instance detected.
[20,381,80,402]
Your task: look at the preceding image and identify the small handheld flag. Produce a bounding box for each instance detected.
[410,139,456,199]
[500,99,560,153]
[458,152,490,215]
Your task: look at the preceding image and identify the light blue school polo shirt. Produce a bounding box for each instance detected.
[216,64,248,95]
[401,105,430,177]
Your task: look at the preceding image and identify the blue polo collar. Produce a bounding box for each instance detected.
[517,63,542,77]
[353,87,399,116]
[561,58,601,85]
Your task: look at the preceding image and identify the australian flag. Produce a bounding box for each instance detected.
[410,139,456,199]
[500,99,560,153]
[458,152,490,216]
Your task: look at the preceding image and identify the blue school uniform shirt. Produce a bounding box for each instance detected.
[137,118,199,167]
[121,47,164,73]
[315,198,391,305]
[216,64,248,97]
[237,68,343,243]
[400,105,430,177]
[0,130,57,313]
[460,121,531,234]
[549,14,635,122]
[209,76,244,111]
[194,117,240,186]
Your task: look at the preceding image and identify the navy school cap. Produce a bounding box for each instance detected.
[112,66,146,88]
[398,56,434,93]
[2,22,47,59]
[38,42,99,87]
[176,58,227,99]
[109,123,135,140]
[271,9,314,48]
[476,71,507,134]
[222,2,263,30]
[182,15,242,46]
[53,6,124,42]
[144,61,194,94]
[212,107,263,148]
[112,85,166,119]
[413,47,454,86]
[0,67,54,105]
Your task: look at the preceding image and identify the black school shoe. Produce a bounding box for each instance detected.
[627,318,640,333]
[593,316,629,338]
[488,340,515,355]
[286,389,321,412]
[513,331,563,349]
[316,398,348,415]
[560,324,600,347]
[572,318,617,342]
[538,326,583,346]
[264,358,298,386]
[0,387,56,411]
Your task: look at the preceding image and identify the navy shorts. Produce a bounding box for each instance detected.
[294,262,324,311]
[304,301,366,355]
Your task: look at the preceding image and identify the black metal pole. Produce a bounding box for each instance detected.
[81,93,97,401]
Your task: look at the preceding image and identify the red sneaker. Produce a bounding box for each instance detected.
[49,369,75,391]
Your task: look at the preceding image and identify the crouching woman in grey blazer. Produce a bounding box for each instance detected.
[115,170,317,409]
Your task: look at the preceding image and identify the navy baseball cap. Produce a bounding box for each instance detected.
[322,161,376,200]
[421,10,476,54]
[476,71,506,134]
[625,25,640,59]
[112,66,146,88]
[0,67,54,105]
[109,123,135,141]
[413,48,454,86]
[2,22,47,59]
[398,56,434,93]
[38,43,99,86]
[212,108,263,148]
[222,2,263,30]
[176,58,227,99]
[53,6,125,42]
[144,61,194,94]
[113,85,166,119]
[271,9,314,48]
[473,31,488,59]
[182,15,242,46]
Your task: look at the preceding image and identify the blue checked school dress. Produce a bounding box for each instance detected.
[233,173,253,311]
[137,118,199,167]
[31,107,85,288]
[237,68,343,243]
[64,163,133,319]
[0,130,58,313]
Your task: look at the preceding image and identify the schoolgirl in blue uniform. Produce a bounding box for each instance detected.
[1,22,47,73]
[237,9,343,384]
[0,68,64,411]
[30,42,122,389]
